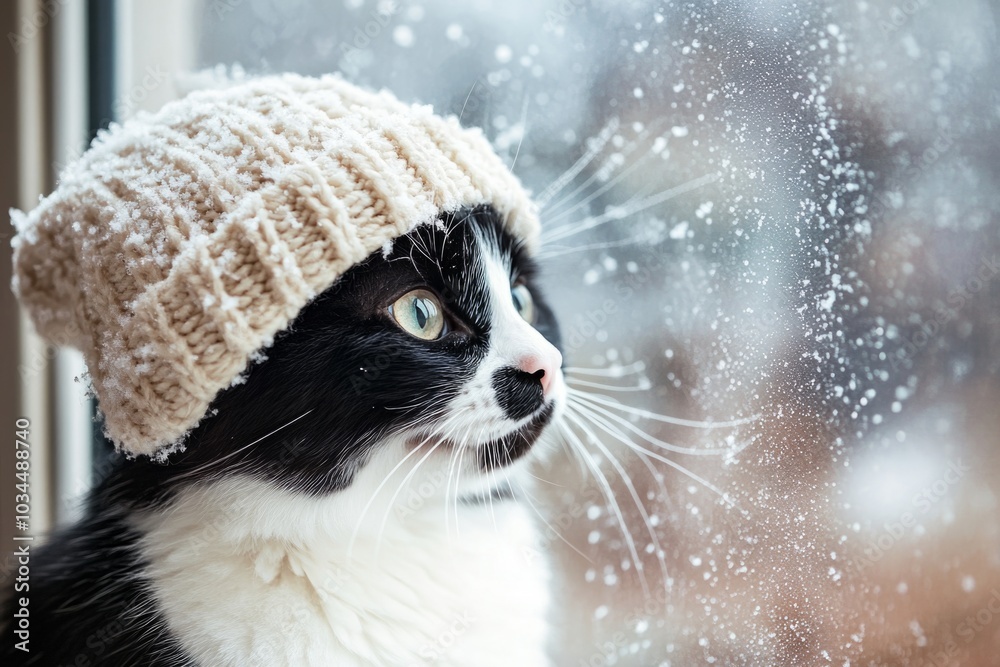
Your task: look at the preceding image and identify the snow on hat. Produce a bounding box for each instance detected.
[11,73,540,459]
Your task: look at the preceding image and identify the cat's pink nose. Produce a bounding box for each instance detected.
[518,349,562,397]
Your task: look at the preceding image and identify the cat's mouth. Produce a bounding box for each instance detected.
[475,403,555,471]
[405,403,555,471]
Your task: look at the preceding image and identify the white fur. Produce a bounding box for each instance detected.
[443,234,565,443]
[136,443,553,666]
[134,247,564,666]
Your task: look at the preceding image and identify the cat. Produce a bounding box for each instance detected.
[3,204,564,666]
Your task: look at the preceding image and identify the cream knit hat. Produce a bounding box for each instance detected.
[12,73,540,459]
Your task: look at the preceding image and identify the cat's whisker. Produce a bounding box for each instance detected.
[565,397,747,511]
[569,385,759,429]
[441,441,457,547]
[174,409,315,483]
[541,147,654,232]
[566,402,674,517]
[453,441,467,543]
[563,408,671,598]
[562,362,646,378]
[558,419,653,599]
[444,416,486,545]
[566,377,653,393]
[568,403,730,534]
[535,234,661,260]
[348,432,433,558]
[639,440,747,516]
[535,116,620,209]
[568,394,746,458]
[443,427,466,547]
[495,451,519,537]
[572,403,748,517]
[510,475,595,564]
[543,172,721,245]
[457,79,478,123]
[519,468,566,487]
[481,423,503,537]
[507,96,529,174]
[447,420,478,545]
[541,118,666,222]
[624,444,675,516]
[350,407,465,557]
[409,231,438,268]
[558,430,588,478]
[569,404,684,520]
[374,437,448,558]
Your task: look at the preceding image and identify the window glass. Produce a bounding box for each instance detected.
[197,1,1000,663]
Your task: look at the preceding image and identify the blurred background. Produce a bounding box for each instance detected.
[2,0,998,664]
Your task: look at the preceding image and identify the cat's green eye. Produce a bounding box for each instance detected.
[511,284,534,324]
[390,289,445,340]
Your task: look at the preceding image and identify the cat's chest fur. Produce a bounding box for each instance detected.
[134,466,551,666]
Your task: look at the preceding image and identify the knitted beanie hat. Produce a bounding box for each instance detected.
[12,73,540,459]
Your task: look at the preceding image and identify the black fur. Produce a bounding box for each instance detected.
[2,505,194,666]
[1,205,561,665]
[477,403,555,471]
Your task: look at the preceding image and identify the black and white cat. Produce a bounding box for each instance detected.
[4,205,564,666]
